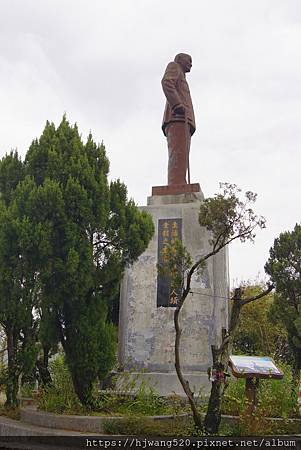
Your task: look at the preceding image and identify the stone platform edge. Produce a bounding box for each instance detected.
[0,413,91,437]
[20,406,189,433]
[152,183,201,196]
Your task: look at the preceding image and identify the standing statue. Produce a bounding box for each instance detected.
[161,53,196,186]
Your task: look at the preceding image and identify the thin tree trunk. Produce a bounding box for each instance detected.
[291,353,300,386]
[204,347,226,433]
[204,289,242,433]
[204,285,273,434]
[70,370,94,408]
[5,327,19,408]
[37,346,52,386]
[174,307,203,430]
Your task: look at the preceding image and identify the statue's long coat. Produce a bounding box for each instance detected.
[161,61,196,136]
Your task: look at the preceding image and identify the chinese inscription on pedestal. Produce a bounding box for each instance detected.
[157,218,182,307]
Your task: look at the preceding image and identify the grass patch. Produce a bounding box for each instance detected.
[222,363,298,419]
[94,388,189,417]
[38,355,82,414]
[102,416,194,436]
[37,356,301,436]
[38,355,190,417]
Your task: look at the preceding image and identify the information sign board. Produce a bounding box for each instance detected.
[229,355,283,379]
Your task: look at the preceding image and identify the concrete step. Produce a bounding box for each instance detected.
[20,406,109,434]
[20,405,188,434]
[0,415,103,449]
[0,414,97,436]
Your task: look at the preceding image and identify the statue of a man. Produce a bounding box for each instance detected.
[161,53,196,186]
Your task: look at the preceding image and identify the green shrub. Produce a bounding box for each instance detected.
[222,363,298,419]
[38,354,81,414]
[20,382,35,398]
[110,381,165,416]
[38,357,187,417]
[258,365,298,419]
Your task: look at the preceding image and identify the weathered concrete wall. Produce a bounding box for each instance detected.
[118,191,229,394]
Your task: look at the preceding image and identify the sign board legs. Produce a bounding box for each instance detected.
[245,377,259,414]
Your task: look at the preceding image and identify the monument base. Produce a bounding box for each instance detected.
[118,190,229,396]
[117,371,211,397]
[152,183,200,196]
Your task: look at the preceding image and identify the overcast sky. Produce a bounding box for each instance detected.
[1,0,300,286]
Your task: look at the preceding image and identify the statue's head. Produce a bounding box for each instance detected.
[174,53,192,73]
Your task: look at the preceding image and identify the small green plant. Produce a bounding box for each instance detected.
[236,406,273,436]
[20,382,35,398]
[118,381,165,415]
[38,354,81,414]
[222,378,246,416]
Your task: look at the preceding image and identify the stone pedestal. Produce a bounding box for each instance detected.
[152,183,201,196]
[118,188,229,396]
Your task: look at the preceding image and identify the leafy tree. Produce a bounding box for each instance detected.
[0,150,24,206]
[159,183,268,433]
[20,117,154,405]
[265,224,301,381]
[0,152,38,407]
[0,119,154,407]
[233,283,289,361]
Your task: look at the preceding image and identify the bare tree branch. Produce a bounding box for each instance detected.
[241,284,274,306]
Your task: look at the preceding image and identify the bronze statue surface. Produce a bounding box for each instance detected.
[161,53,195,186]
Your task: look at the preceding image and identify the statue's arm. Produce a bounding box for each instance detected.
[161,62,182,110]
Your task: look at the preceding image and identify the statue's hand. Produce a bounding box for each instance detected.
[172,104,186,116]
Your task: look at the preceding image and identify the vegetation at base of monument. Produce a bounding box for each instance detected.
[38,354,188,417]
[220,365,301,436]
[221,409,301,437]
[38,354,81,413]
[222,363,298,419]
[102,369,301,437]
[102,364,300,436]
[103,415,301,437]
[0,117,154,408]
[158,183,271,434]
[265,223,301,382]
[2,354,300,436]
[38,355,301,436]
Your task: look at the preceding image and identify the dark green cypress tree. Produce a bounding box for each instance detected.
[265,224,301,381]
[22,116,154,405]
[0,154,38,406]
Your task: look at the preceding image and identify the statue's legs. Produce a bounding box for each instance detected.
[166,122,191,185]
